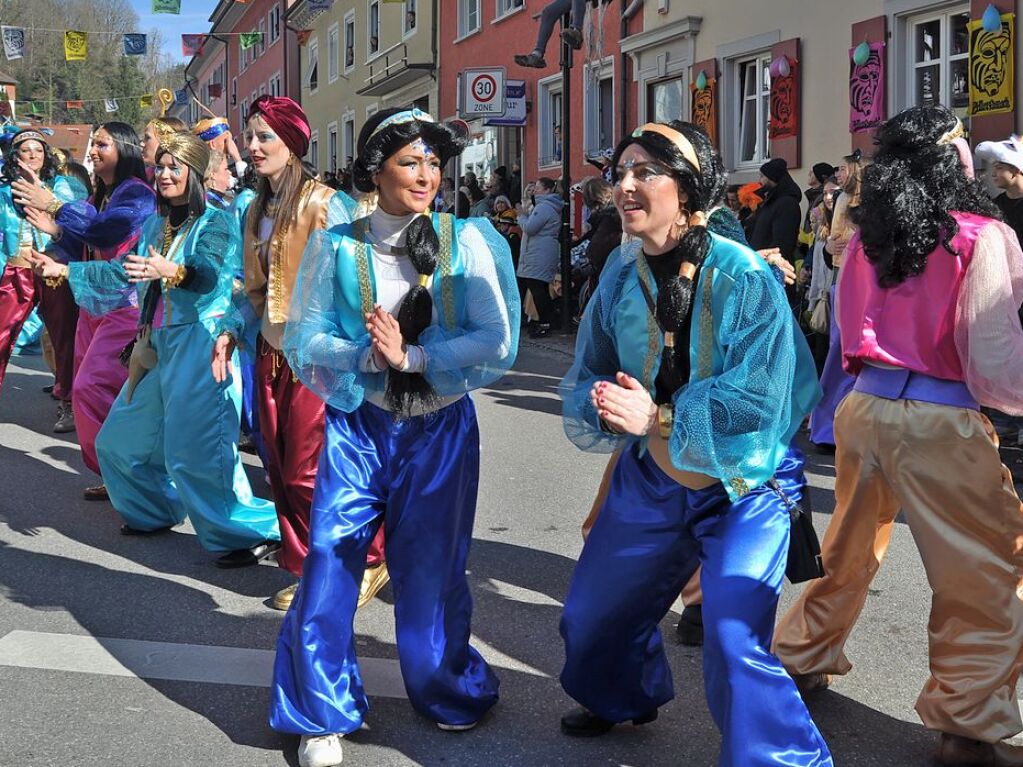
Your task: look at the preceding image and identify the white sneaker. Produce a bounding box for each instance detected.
[437,721,478,732]
[298,733,344,767]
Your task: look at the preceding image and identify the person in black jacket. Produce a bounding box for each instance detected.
[748,157,802,265]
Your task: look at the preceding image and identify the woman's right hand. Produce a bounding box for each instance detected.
[26,249,63,279]
[211,333,236,383]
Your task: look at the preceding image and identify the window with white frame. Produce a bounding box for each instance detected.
[344,11,356,72]
[343,115,356,168]
[239,40,246,71]
[328,23,340,83]
[458,0,481,38]
[309,131,320,169]
[258,19,266,55]
[496,0,524,18]
[231,77,237,107]
[308,38,319,92]
[258,83,267,97]
[538,76,563,167]
[251,90,258,107]
[368,0,380,56]
[907,6,970,114]
[240,98,248,124]
[367,103,378,121]
[328,122,338,171]
[735,53,771,166]
[584,59,615,156]
[404,0,417,35]
[269,71,282,97]
[647,76,684,123]
[268,3,281,45]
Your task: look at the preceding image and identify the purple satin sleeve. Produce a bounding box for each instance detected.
[55,178,156,255]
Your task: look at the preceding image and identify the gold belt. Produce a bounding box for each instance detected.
[258,335,298,382]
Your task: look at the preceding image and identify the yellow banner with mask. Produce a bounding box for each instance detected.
[968,13,1014,117]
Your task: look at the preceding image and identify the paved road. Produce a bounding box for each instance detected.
[0,339,1019,767]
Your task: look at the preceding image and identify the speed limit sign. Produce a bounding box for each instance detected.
[460,67,507,118]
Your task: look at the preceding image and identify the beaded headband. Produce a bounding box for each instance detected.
[11,130,47,148]
[367,108,435,142]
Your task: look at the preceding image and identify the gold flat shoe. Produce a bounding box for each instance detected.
[272,582,299,611]
[357,562,390,609]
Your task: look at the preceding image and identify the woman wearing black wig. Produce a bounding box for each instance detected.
[775,105,1023,767]
[558,121,831,765]
[270,107,519,767]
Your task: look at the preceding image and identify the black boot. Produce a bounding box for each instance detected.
[675,604,704,647]
[560,707,657,738]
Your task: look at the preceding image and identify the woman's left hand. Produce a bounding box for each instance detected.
[591,372,657,437]
[24,206,60,236]
[757,248,796,286]
[124,246,179,283]
[366,306,406,368]
[11,164,57,211]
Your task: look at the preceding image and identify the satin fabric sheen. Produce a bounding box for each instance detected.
[270,396,499,735]
[97,322,279,551]
[0,266,79,401]
[561,444,833,767]
[775,391,1023,743]
[72,308,137,475]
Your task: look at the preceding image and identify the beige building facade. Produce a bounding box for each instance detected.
[625,0,1020,182]
[287,0,437,175]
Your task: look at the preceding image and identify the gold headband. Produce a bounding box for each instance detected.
[937,119,965,146]
[633,123,702,173]
[157,132,210,177]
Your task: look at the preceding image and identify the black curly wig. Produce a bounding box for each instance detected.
[0,131,58,186]
[353,107,469,418]
[853,105,1001,287]
[611,121,726,385]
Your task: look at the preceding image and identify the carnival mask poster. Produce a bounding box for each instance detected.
[768,59,799,140]
[969,13,1014,116]
[849,42,885,133]
[1,26,25,61]
[689,79,718,146]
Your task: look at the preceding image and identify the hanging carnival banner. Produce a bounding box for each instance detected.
[689,75,718,146]
[104,98,118,113]
[181,34,207,56]
[152,0,182,14]
[849,42,886,133]
[139,94,154,109]
[123,33,147,56]
[239,32,263,49]
[968,12,1014,116]
[66,100,84,109]
[64,30,88,62]
[2,26,26,61]
[174,88,189,106]
[308,0,334,10]
[768,56,799,139]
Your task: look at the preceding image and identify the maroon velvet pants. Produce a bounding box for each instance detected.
[0,265,78,402]
[257,338,384,575]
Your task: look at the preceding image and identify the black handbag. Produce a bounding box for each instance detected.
[768,479,826,584]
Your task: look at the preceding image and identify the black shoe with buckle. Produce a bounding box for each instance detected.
[215,540,281,569]
[514,52,548,69]
[675,604,704,647]
[560,707,657,738]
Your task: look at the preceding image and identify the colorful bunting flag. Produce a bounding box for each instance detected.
[152,0,181,14]
[1,26,26,61]
[123,33,147,56]
[29,102,44,115]
[139,94,154,109]
[104,98,118,113]
[309,0,333,10]
[239,32,263,49]
[208,83,223,98]
[64,30,87,61]
[174,88,189,106]
[66,100,84,109]
[181,34,207,56]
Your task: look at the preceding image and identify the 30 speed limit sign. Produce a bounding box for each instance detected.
[460,67,507,118]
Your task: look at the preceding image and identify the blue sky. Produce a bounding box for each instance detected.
[129,0,219,63]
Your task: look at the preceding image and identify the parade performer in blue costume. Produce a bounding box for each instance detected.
[557,121,832,766]
[269,107,520,767]
[31,132,280,557]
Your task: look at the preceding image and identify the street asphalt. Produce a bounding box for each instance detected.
[0,335,1019,767]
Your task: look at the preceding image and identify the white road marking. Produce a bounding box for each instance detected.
[0,630,408,698]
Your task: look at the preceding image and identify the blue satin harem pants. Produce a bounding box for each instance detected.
[270,395,499,735]
[560,444,833,767]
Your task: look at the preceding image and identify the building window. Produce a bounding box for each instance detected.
[308,38,319,92]
[343,114,356,169]
[231,77,237,107]
[328,122,338,171]
[907,7,970,114]
[368,0,380,56]
[269,71,282,97]
[238,40,245,71]
[404,0,417,36]
[328,23,340,83]
[240,98,248,125]
[258,19,266,55]
[268,3,281,44]
[258,83,267,97]
[344,11,356,72]
[538,76,563,167]
[647,76,684,123]
[309,131,320,169]
[458,0,481,39]
[496,0,523,18]
[584,59,615,156]
[735,53,771,166]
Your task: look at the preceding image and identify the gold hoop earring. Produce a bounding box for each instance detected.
[287,155,295,167]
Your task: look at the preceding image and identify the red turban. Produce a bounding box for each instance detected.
[247,95,311,159]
